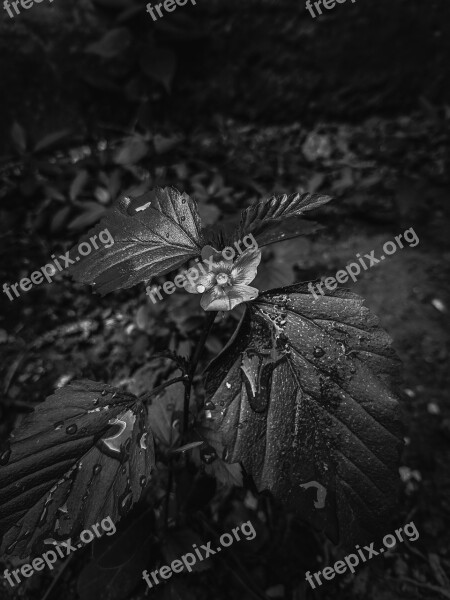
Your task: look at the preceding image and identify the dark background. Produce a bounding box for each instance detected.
[0,1,449,599]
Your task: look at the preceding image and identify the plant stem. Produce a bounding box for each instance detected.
[140,376,186,403]
[183,312,216,434]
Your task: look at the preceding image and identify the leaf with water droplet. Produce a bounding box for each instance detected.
[68,187,203,295]
[205,283,403,547]
[0,380,155,558]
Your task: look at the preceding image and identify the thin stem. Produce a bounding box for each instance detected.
[183,312,217,434]
[140,376,186,403]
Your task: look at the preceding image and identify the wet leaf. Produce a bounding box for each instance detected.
[69,187,203,295]
[235,192,331,247]
[0,380,155,558]
[205,283,403,545]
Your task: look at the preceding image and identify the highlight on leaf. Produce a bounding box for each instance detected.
[0,381,155,558]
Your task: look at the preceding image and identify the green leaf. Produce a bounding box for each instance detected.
[204,284,403,546]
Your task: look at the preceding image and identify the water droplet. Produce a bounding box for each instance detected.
[204,400,215,410]
[205,410,213,420]
[196,284,206,293]
[5,541,17,555]
[39,505,49,525]
[313,347,325,358]
[237,422,244,429]
[121,465,127,475]
[225,382,231,389]
[139,433,148,450]
[66,424,77,435]
[140,476,147,487]
[200,446,217,465]
[181,216,186,222]
[93,464,102,475]
[181,198,186,204]
[0,446,12,466]
[165,232,170,238]
[101,390,108,396]
[58,504,68,514]
[98,411,136,460]
[54,421,64,431]
[119,491,133,516]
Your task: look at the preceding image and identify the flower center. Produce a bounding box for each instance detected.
[216,273,230,286]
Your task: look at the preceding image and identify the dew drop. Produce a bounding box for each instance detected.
[121,465,127,475]
[181,198,186,204]
[54,421,64,431]
[196,284,206,293]
[39,505,49,525]
[66,424,78,435]
[93,398,99,406]
[204,400,215,410]
[101,390,108,396]
[205,410,213,420]
[140,433,148,450]
[93,464,102,475]
[140,476,147,488]
[5,541,17,555]
[313,347,325,358]
[181,216,186,222]
[237,422,244,429]
[119,491,133,516]
[58,504,68,514]
[0,446,12,466]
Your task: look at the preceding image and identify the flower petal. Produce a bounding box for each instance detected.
[231,248,262,285]
[200,284,259,312]
[183,270,215,294]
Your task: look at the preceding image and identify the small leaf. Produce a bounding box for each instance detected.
[0,380,155,558]
[34,129,71,153]
[85,28,131,59]
[140,46,176,93]
[205,284,403,545]
[68,187,203,295]
[11,122,27,154]
[147,381,184,448]
[113,136,149,166]
[70,169,89,201]
[235,192,331,247]
[68,202,106,231]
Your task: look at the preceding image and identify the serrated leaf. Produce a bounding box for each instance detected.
[0,380,155,558]
[235,192,331,247]
[77,508,154,600]
[204,284,403,545]
[85,28,131,59]
[69,187,203,295]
